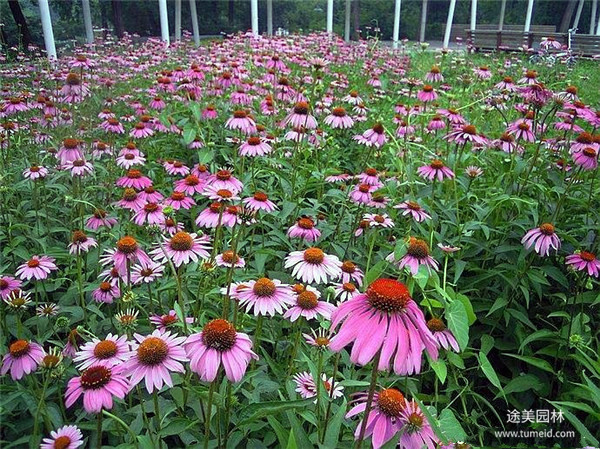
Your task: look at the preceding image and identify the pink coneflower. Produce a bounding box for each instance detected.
[326,173,352,183]
[23,165,48,180]
[215,250,246,268]
[122,330,188,393]
[364,213,395,229]
[438,243,462,253]
[354,123,387,148]
[437,108,465,125]
[520,83,553,106]
[132,202,165,226]
[116,152,146,169]
[164,191,196,210]
[202,185,241,203]
[325,107,354,129]
[116,188,145,211]
[192,163,211,180]
[284,284,335,321]
[303,328,332,348]
[4,289,32,309]
[399,400,437,449]
[243,191,277,213]
[329,278,438,375]
[150,96,166,110]
[495,132,522,154]
[570,132,596,154]
[473,66,492,79]
[284,102,317,129]
[507,120,535,142]
[65,364,129,413]
[572,147,598,170]
[40,425,84,449]
[357,167,384,187]
[444,124,487,146]
[287,217,321,242]
[74,334,130,369]
[426,66,444,82]
[130,122,154,138]
[239,136,272,157]
[337,260,364,286]
[541,36,563,49]
[1,339,44,380]
[150,310,194,331]
[130,261,165,284]
[174,174,205,195]
[86,209,118,230]
[566,250,600,277]
[225,110,256,134]
[100,236,152,276]
[237,277,295,316]
[116,169,153,190]
[350,183,375,205]
[0,276,21,300]
[395,201,431,222]
[205,169,244,194]
[196,202,225,228]
[346,388,405,449]
[293,371,344,400]
[101,117,125,134]
[64,159,94,177]
[92,281,120,303]
[417,85,438,102]
[519,69,539,85]
[388,238,439,275]
[151,231,211,267]
[3,97,29,114]
[185,318,258,382]
[202,105,218,120]
[495,76,517,91]
[417,159,455,181]
[427,318,460,352]
[284,247,342,284]
[16,255,58,281]
[333,282,360,303]
[521,223,561,257]
[163,160,190,176]
[427,115,446,131]
[68,230,98,255]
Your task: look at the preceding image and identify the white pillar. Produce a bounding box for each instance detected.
[591,0,597,33]
[470,0,477,31]
[443,0,457,49]
[573,0,585,31]
[345,0,351,42]
[251,0,259,35]
[392,0,401,49]
[158,0,170,45]
[267,0,273,35]
[38,0,57,61]
[419,0,428,42]
[327,0,334,34]
[189,0,200,45]
[499,0,507,31]
[597,14,600,34]
[524,0,534,33]
[82,0,94,44]
[175,0,182,41]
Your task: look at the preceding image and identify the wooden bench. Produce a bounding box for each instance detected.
[449,24,554,43]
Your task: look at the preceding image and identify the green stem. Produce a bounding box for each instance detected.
[355,350,381,449]
[96,412,103,449]
[204,379,217,449]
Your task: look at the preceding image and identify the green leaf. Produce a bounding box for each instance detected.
[364,260,387,287]
[439,408,467,442]
[322,399,347,449]
[518,329,556,353]
[445,300,469,350]
[547,401,599,446]
[286,428,298,449]
[480,335,494,355]
[182,126,196,144]
[501,374,541,397]
[238,399,310,426]
[430,358,448,384]
[266,416,289,448]
[503,354,555,373]
[478,352,504,397]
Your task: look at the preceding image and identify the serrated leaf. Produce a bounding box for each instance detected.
[446,300,469,350]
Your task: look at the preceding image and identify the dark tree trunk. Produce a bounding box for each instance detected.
[352,0,360,40]
[100,1,108,40]
[8,0,32,49]
[112,0,124,38]
[559,0,577,32]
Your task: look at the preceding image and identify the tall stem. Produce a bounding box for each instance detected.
[96,412,103,449]
[204,379,217,449]
[355,350,381,449]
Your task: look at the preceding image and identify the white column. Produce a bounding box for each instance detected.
[597,14,600,34]
[524,0,534,33]
[327,0,334,34]
[499,0,507,31]
[392,0,401,49]
[573,0,585,31]
[419,0,428,42]
[591,0,597,33]
[38,0,57,61]
[175,0,182,41]
[251,0,259,35]
[470,0,477,31]
[267,0,273,35]
[443,0,457,49]
[82,0,94,44]
[345,0,351,42]
[189,0,200,45]
[158,0,170,45]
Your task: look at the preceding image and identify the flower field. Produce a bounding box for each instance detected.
[0,32,599,449]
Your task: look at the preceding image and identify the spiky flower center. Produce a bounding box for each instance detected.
[427,318,446,332]
[221,251,239,264]
[253,191,268,201]
[81,366,112,390]
[582,147,597,158]
[209,202,223,213]
[53,436,72,449]
[430,159,445,170]
[297,291,319,309]
[407,238,430,259]
[185,175,199,186]
[117,236,138,254]
[304,247,325,264]
[297,217,315,229]
[123,189,137,201]
[372,123,384,134]
[367,278,411,313]
[423,85,434,93]
[377,388,405,417]
[170,231,193,251]
[144,203,159,213]
[99,282,112,292]
[161,314,177,326]
[94,340,118,359]
[63,138,79,149]
[358,183,371,193]
[171,192,186,201]
[518,122,530,131]
[332,107,346,117]
[27,258,40,268]
[373,215,385,224]
[407,201,421,211]
[294,102,309,114]
[341,261,356,273]
[202,319,236,351]
[539,223,555,235]
[580,251,596,262]
[217,189,233,199]
[233,110,247,119]
[9,340,30,357]
[66,73,81,85]
[137,337,168,366]
[248,136,261,146]
[216,170,231,181]
[253,278,277,297]
[315,337,330,346]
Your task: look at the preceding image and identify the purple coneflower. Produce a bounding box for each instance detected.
[325,107,354,129]
[150,310,194,331]
[68,230,98,255]
[23,165,48,180]
[284,247,342,284]
[284,284,335,321]
[16,255,58,281]
[387,238,439,275]
[1,339,45,380]
[566,250,600,277]
[100,236,152,276]
[0,276,21,300]
[521,223,561,257]
[395,201,431,222]
[287,217,321,242]
[92,281,120,304]
[237,278,295,316]
[74,333,130,369]
[427,318,460,352]
[243,191,277,213]
[417,159,455,181]
[151,231,211,267]
[40,425,84,449]
[86,209,118,230]
[65,364,129,413]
